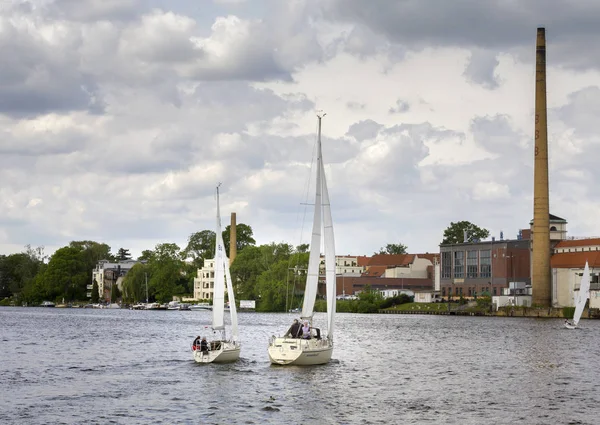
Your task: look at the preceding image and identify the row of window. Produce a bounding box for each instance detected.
[441,287,498,296]
[441,250,492,279]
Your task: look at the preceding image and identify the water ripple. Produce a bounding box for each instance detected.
[1,308,600,424]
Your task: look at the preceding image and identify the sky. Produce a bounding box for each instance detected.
[2,0,600,260]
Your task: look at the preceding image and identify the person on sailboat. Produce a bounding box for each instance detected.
[301,321,311,339]
[200,337,209,354]
[288,319,302,338]
[193,336,201,350]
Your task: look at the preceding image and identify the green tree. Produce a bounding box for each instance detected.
[0,245,46,299]
[441,221,490,244]
[111,283,121,302]
[116,248,132,261]
[356,285,384,313]
[121,263,149,303]
[39,246,88,301]
[147,243,185,303]
[91,279,99,303]
[0,255,7,298]
[229,242,294,307]
[295,243,309,254]
[69,240,113,273]
[375,243,408,255]
[255,258,291,312]
[138,250,154,261]
[222,223,256,257]
[183,230,216,269]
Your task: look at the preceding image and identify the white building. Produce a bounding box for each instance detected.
[380,289,414,298]
[383,255,435,279]
[550,237,600,308]
[193,258,216,300]
[89,259,140,300]
[322,255,366,275]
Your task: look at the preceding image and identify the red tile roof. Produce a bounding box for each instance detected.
[555,238,600,248]
[361,265,387,277]
[415,253,440,263]
[551,251,600,268]
[356,256,371,267]
[368,254,415,267]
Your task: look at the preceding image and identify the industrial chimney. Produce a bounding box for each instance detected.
[230,212,237,265]
[532,27,552,307]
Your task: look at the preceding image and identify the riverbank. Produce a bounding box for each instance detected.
[379,302,600,319]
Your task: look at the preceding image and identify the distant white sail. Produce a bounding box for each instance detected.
[572,261,591,326]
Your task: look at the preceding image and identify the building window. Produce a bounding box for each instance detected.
[453,251,464,278]
[442,252,452,278]
[480,250,491,278]
[467,250,478,278]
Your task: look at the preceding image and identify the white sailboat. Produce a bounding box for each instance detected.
[565,261,591,329]
[193,184,240,363]
[268,113,336,366]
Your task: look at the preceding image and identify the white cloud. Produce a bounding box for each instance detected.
[2,0,600,259]
[472,181,511,201]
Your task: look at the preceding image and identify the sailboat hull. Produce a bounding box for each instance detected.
[268,337,333,366]
[564,322,578,330]
[193,340,240,364]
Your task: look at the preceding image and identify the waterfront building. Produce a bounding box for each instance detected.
[193,258,215,300]
[439,238,530,300]
[336,253,438,297]
[89,259,141,301]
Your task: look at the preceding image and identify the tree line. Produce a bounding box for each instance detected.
[0,221,489,310]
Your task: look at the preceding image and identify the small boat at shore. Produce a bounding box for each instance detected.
[190,303,212,311]
[40,301,55,307]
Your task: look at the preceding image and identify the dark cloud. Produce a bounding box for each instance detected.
[463,49,500,89]
[556,86,600,138]
[389,99,410,114]
[322,0,600,70]
[49,0,144,22]
[0,17,103,117]
[470,115,527,155]
[346,101,366,110]
[346,119,384,141]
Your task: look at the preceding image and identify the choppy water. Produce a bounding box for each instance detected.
[1,307,599,424]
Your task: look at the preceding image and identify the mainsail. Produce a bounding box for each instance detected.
[212,187,226,331]
[301,127,323,320]
[572,261,591,326]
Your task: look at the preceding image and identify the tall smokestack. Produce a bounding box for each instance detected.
[532,27,551,307]
[230,212,237,265]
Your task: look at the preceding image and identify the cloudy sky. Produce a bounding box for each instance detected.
[1,0,600,260]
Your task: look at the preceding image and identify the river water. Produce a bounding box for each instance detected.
[1,307,599,425]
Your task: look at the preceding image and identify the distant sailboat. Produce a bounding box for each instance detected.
[192,184,240,363]
[267,113,336,366]
[565,261,591,329]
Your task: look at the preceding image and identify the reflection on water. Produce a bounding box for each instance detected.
[1,308,599,424]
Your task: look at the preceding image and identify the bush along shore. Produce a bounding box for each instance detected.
[379,300,600,319]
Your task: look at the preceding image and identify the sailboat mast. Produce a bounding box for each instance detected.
[212,183,226,330]
[145,272,148,304]
[302,114,325,321]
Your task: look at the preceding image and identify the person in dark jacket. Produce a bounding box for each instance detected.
[200,337,209,353]
[288,319,301,338]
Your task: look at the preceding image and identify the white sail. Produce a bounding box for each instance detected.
[224,248,239,341]
[320,151,336,339]
[193,184,241,364]
[572,261,591,326]
[268,113,335,366]
[301,129,323,320]
[211,188,226,331]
